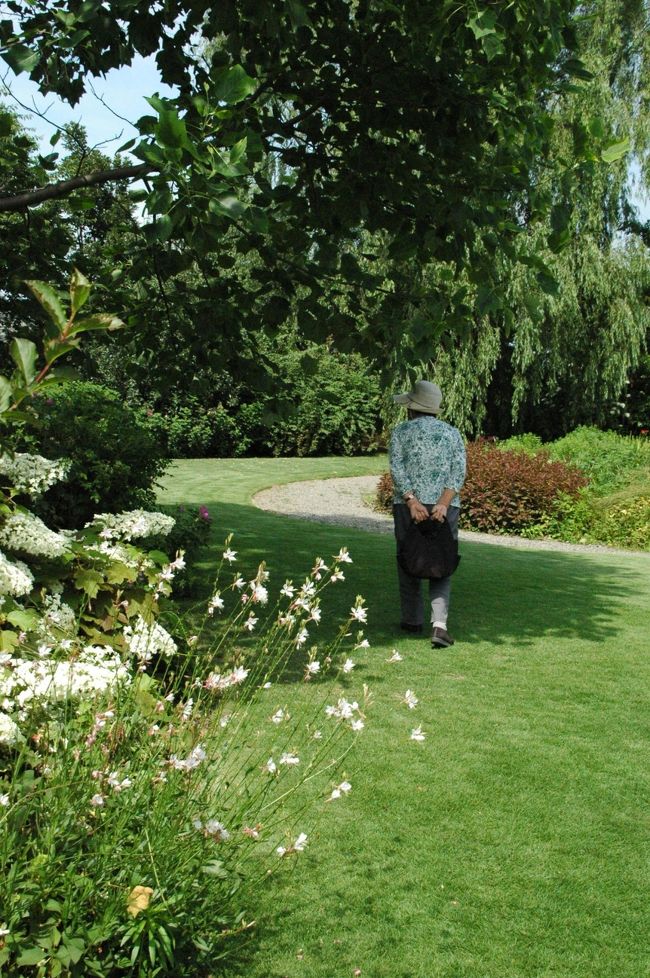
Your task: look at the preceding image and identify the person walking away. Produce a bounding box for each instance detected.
[389,380,466,648]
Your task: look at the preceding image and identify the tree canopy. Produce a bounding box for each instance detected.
[1,0,608,358]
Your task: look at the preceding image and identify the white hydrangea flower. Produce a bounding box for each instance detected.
[0,712,24,747]
[0,511,70,558]
[123,616,177,663]
[0,453,70,496]
[36,593,76,641]
[0,549,34,597]
[1,650,129,713]
[87,509,175,542]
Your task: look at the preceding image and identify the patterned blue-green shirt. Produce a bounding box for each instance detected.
[389,416,466,506]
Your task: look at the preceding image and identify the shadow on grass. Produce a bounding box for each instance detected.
[179,502,645,664]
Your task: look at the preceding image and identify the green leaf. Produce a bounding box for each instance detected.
[208,195,246,220]
[26,280,67,331]
[536,270,560,296]
[601,139,630,163]
[73,568,104,599]
[10,338,38,385]
[155,108,189,149]
[16,948,47,967]
[2,44,40,75]
[69,313,125,335]
[202,860,229,878]
[69,269,92,315]
[0,376,13,412]
[468,10,497,40]
[211,65,257,104]
[7,609,38,630]
[482,33,504,61]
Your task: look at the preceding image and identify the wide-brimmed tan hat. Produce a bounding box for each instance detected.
[393,379,442,415]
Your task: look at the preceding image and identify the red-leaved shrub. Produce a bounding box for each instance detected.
[376,472,394,511]
[462,440,587,532]
[375,440,587,533]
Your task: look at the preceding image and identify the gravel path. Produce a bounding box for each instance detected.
[253,475,650,558]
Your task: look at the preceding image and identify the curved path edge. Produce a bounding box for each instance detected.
[253,475,650,559]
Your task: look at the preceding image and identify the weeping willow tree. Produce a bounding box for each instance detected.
[429,0,650,438]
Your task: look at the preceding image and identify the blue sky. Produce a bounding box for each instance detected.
[1,54,175,153]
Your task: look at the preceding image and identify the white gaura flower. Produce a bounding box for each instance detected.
[243,614,258,632]
[208,592,224,615]
[335,548,353,564]
[279,752,300,766]
[0,793,9,806]
[312,729,323,740]
[309,605,322,623]
[355,638,370,650]
[232,576,245,589]
[169,744,206,771]
[330,569,345,583]
[277,832,308,856]
[387,650,403,663]
[350,603,367,623]
[410,727,426,742]
[219,714,232,728]
[295,627,309,648]
[311,558,328,580]
[403,689,418,709]
[325,697,359,720]
[271,708,286,724]
[328,780,352,801]
[280,581,295,598]
[342,658,355,674]
[250,583,268,605]
[299,580,316,599]
[204,819,230,841]
[223,548,237,563]
[305,660,320,676]
[90,794,105,807]
[350,718,365,732]
[264,757,277,774]
[230,665,249,685]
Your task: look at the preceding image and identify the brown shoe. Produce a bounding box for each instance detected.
[431,626,454,648]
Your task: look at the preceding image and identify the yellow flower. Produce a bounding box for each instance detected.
[127,885,153,917]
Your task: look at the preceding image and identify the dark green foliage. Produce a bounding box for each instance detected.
[266,348,382,458]
[618,355,650,434]
[151,503,213,594]
[547,426,650,496]
[144,346,382,458]
[20,382,168,528]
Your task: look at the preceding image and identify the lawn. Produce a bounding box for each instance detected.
[159,458,650,978]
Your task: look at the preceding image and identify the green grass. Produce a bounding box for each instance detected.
[159,457,650,978]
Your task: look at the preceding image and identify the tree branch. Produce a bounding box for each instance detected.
[0,163,158,212]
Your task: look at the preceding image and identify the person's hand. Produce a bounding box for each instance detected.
[430,503,448,522]
[407,498,430,523]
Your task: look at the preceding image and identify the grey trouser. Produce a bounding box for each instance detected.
[393,504,460,627]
